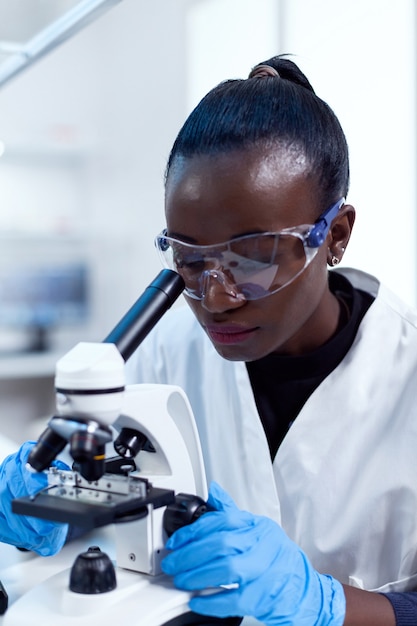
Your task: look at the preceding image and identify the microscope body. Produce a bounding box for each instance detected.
[8,359,211,625]
[14,340,207,578]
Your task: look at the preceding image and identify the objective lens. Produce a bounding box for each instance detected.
[28,426,67,472]
[113,428,149,458]
[70,432,106,482]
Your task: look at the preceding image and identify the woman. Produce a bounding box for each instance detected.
[126,56,417,624]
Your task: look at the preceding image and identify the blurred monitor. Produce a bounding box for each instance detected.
[0,262,89,353]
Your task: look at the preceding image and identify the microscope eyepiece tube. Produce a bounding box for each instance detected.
[103,269,184,362]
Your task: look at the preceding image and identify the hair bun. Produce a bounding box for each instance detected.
[248,64,280,79]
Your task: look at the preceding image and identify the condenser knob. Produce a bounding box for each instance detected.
[69,546,116,594]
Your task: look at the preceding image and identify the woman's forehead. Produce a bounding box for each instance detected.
[166,144,310,195]
[165,149,319,240]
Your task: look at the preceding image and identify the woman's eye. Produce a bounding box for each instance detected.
[175,255,205,271]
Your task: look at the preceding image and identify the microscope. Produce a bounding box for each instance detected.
[7,270,242,626]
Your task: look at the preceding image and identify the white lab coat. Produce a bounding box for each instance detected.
[126,268,417,594]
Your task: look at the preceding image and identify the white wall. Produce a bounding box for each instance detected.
[0,0,192,346]
[185,0,280,109]
[280,0,417,305]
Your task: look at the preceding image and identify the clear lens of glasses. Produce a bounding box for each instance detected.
[155,198,344,301]
[155,228,319,300]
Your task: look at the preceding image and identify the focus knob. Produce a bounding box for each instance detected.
[163,493,209,537]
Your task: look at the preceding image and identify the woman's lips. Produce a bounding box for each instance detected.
[204,324,258,344]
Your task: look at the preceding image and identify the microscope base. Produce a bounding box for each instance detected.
[3,565,193,626]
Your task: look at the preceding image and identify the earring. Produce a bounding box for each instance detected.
[328,252,340,266]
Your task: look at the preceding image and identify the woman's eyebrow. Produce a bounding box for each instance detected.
[167,228,270,243]
[166,231,197,243]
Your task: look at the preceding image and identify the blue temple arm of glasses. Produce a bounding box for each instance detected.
[157,230,170,251]
[307,198,345,248]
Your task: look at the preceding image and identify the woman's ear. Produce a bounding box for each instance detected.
[326,204,355,266]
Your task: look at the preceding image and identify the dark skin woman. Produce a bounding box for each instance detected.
[128,56,417,625]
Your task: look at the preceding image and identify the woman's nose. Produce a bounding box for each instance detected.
[199,270,246,312]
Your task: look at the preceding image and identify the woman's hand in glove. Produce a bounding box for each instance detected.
[162,481,346,625]
[0,441,69,556]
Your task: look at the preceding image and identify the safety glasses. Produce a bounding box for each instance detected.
[155,198,345,301]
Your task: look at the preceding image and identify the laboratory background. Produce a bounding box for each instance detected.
[0,0,415,443]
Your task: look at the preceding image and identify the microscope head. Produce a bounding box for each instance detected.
[27,342,125,480]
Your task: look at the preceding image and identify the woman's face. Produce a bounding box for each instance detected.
[165,147,347,361]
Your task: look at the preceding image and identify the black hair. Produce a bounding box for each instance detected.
[165,55,350,209]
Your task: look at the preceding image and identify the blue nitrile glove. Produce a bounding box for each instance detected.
[162,482,346,625]
[0,441,69,556]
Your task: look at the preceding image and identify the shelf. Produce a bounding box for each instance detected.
[0,350,63,379]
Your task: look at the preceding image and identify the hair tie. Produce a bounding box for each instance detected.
[248,64,280,79]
